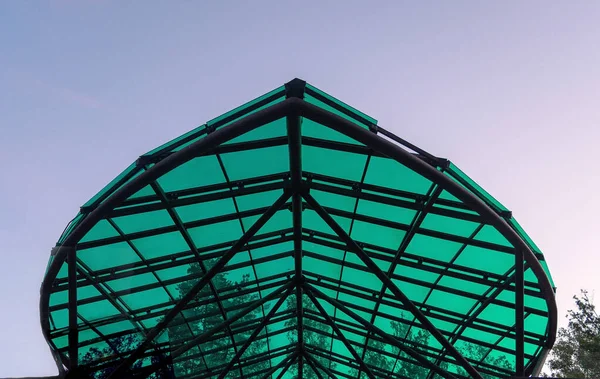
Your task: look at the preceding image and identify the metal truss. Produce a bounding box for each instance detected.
[39,78,557,379]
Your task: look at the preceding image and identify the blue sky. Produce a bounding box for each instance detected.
[1,1,599,376]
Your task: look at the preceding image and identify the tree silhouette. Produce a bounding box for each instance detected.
[345,314,513,379]
[79,265,517,379]
[284,293,337,379]
[78,332,173,379]
[454,341,513,379]
[79,260,268,378]
[544,290,600,378]
[168,260,268,378]
[347,316,431,378]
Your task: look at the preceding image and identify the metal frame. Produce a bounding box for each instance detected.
[39,78,557,379]
[286,78,306,379]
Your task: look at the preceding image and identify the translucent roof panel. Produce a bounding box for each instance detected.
[40,78,556,379]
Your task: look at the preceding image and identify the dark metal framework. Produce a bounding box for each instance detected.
[39,78,557,379]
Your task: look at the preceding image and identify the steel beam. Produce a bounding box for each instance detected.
[302,136,384,157]
[303,192,481,379]
[169,280,293,355]
[138,279,295,377]
[77,203,289,250]
[305,290,376,379]
[52,252,292,314]
[215,151,276,377]
[56,231,294,291]
[260,350,298,379]
[75,260,148,337]
[171,336,298,379]
[286,77,305,379]
[275,354,298,379]
[40,98,296,359]
[294,97,557,355]
[139,87,286,165]
[377,125,441,165]
[301,230,544,297]
[301,312,513,378]
[303,271,544,343]
[216,286,292,379]
[301,250,545,315]
[361,184,440,378]
[303,350,339,379]
[67,247,78,368]
[307,179,483,225]
[108,180,287,219]
[106,216,207,371]
[304,282,456,379]
[304,352,326,379]
[149,176,242,378]
[304,85,373,129]
[287,109,305,368]
[116,172,287,210]
[515,249,525,376]
[306,201,509,254]
[107,190,292,378]
[325,152,371,378]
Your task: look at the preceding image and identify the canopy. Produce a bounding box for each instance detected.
[40,78,557,379]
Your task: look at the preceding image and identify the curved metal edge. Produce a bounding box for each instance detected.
[531,347,550,377]
[38,97,295,371]
[293,97,558,371]
[38,92,557,377]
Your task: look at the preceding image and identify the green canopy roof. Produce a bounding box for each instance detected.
[40,79,557,379]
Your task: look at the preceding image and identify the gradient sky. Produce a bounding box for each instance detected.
[1,1,599,376]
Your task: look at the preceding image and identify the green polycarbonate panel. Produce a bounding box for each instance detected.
[305,83,377,128]
[207,86,285,127]
[42,79,554,379]
[508,217,542,253]
[303,144,367,182]
[57,213,85,245]
[142,124,207,158]
[365,155,433,195]
[224,118,286,145]
[303,118,364,145]
[510,217,556,288]
[447,161,508,213]
[82,163,139,209]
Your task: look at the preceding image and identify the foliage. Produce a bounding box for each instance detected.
[346,314,513,379]
[168,260,268,378]
[284,293,337,379]
[78,259,265,378]
[346,319,431,379]
[78,333,172,379]
[454,342,513,379]
[544,290,600,378]
[78,261,521,379]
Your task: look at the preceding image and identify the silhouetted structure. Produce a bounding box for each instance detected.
[39,79,557,379]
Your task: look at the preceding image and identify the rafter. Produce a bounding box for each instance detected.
[216,286,292,379]
[259,349,298,379]
[139,279,295,377]
[303,350,339,379]
[305,289,376,379]
[107,190,292,379]
[304,191,481,379]
[41,79,557,379]
[53,229,294,290]
[150,179,246,379]
[304,282,456,379]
